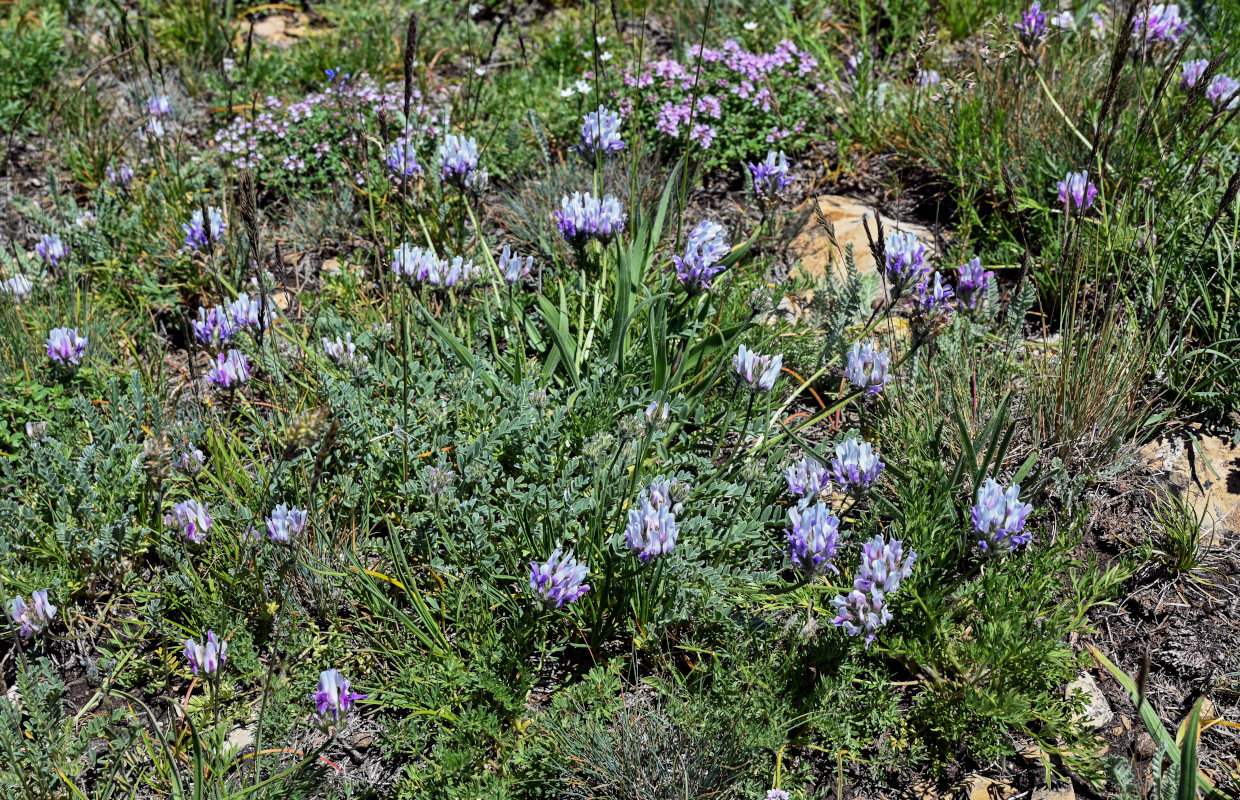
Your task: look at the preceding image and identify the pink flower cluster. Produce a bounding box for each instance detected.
[212,74,445,183]
[617,39,820,159]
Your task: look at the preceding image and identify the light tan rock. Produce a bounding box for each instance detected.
[1066,672,1113,730]
[1138,431,1240,545]
[963,775,1017,800]
[788,195,936,283]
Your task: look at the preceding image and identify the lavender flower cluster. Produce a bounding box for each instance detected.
[193,293,268,348]
[2,272,34,303]
[555,192,626,249]
[832,438,884,494]
[733,344,783,392]
[673,220,731,294]
[8,590,57,638]
[46,327,88,368]
[182,206,226,252]
[529,547,591,608]
[844,340,891,396]
[748,150,794,202]
[207,350,251,389]
[785,502,841,575]
[830,536,917,648]
[166,498,212,543]
[185,630,226,676]
[625,480,684,562]
[314,668,367,727]
[575,105,626,156]
[267,503,309,544]
[36,233,69,267]
[1132,4,1187,49]
[879,233,996,319]
[971,478,1034,556]
[617,39,821,161]
[392,244,482,288]
[1182,59,1240,110]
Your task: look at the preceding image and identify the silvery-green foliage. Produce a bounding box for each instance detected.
[0,374,154,579]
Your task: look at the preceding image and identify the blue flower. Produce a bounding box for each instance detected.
[529,547,591,608]
[182,207,226,252]
[555,191,625,248]
[785,502,841,575]
[956,257,993,311]
[747,150,793,199]
[733,344,783,392]
[883,231,928,287]
[831,438,883,493]
[576,105,626,155]
[673,220,731,294]
[844,341,890,396]
[830,535,916,647]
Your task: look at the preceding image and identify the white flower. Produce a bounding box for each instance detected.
[560,87,576,98]
[595,35,607,44]
[743,21,759,30]
[1050,11,1075,29]
[573,79,592,94]
[599,51,613,61]
[474,66,487,76]
[582,50,594,59]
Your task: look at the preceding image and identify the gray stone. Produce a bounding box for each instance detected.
[1066,672,1113,730]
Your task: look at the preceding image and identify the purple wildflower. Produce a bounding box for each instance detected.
[392,243,441,283]
[767,791,791,800]
[313,668,366,724]
[193,306,238,348]
[529,547,591,608]
[913,272,956,317]
[1133,4,1188,48]
[830,535,916,648]
[1014,2,1050,43]
[672,220,732,294]
[267,503,309,544]
[733,344,783,392]
[146,95,173,118]
[747,150,793,199]
[386,139,423,181]
[784,455,829,500]
[1181,59,1209,89]
[884,231,928,286]
[175,447,205,475]
[555,192,626,248]
[1057,170,1099,213]
[917,69,941,87]
[625,491,680,563]
[831,438,884,494]
[956,257,993,311]
[577,105,626,155]
[323,333,357,363]
[785,502,841,575]
[844,340,890,396]
[46,327,88,367]
[971,478,1034,555]
[107,162,135,188]
[2,273,34,303]
[226,293,267,330]
[182,207,226,252]
[438,133,480,184]
[498,246,533,284]
[165,498,212,543]
[207,349,250,389]
[1206,74,1240,110]
[184,630,227,676]
[8,590,57,638]
[35,234,69,267]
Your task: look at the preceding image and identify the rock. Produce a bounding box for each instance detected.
[760,290,815,327]
[226,725,255,752]
[1138,431,1240,545]
[245,13,313,48]
[963,775,1016,800]
[788,195,936,284]
[1066,673,1114,730]
[321,257,344,278]
[349,731,375,750]
[1032,784,1075,800]
[1135,731,1156,759]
